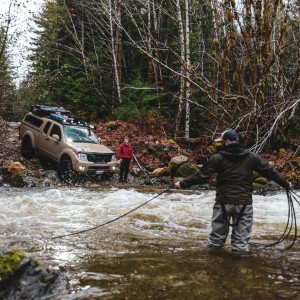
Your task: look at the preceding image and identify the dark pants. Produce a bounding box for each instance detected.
[120,158,131,182]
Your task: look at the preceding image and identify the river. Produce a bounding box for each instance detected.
[1,186,300,299]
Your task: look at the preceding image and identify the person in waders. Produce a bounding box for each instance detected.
[175,129,292,252]
[118,136,133,183]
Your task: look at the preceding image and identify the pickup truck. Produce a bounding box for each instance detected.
[19,105,117,183]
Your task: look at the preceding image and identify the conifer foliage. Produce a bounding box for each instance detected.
[15,0,300,150]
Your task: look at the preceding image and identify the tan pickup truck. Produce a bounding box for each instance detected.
[19,105,116,183]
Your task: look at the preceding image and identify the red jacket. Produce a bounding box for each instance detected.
[118,143,133,159]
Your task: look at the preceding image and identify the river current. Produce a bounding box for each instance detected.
[1,186,300,299]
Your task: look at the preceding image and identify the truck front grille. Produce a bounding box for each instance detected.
[86,153,113,163]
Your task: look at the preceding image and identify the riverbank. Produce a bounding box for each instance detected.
[1,119,300,189]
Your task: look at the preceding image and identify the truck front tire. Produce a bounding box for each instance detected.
[58,158,77,184]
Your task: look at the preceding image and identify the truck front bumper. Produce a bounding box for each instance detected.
[73,161,117,175]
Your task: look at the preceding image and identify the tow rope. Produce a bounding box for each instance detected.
[250,189,300,250]
[133,154,154,185]
[52,188,170,239]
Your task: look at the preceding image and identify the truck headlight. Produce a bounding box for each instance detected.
[111,154,116,161]
[78,153,88,162]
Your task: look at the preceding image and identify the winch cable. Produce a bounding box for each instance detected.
[51,188,171,240]
[250,189,299,250]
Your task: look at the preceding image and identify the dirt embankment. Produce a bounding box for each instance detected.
[1,119,300,189]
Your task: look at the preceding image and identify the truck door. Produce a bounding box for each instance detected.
[39,123,63,162]
[39,121,52,156]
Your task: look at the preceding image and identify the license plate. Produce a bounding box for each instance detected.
[95,170,104,174]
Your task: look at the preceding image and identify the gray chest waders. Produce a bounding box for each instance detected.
[221,203,247,227]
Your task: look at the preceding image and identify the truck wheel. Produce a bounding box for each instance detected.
[21,136,35,159]
[59,158,77,184]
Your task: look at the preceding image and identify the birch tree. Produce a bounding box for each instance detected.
[174,0,185,137]
[184,0,190,138]
[109,0,122,102]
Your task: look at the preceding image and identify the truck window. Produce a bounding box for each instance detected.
[24,115,43,127]
[50,124,62,140]
[64,126,98,143]
[43,121,52,134]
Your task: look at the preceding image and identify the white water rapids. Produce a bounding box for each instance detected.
[1,186,300,299]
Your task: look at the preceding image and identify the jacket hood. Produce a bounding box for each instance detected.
[219,142,250,162]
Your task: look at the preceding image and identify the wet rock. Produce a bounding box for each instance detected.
[0,255,70,299]
[0,161,27,187]
[151,167,169,177]
[168,155,189,178]
[2,161,27,174]
[2,173,25,187]
[174,162,199,178]
[144,178,154,185]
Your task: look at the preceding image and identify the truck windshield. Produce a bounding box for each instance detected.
[64,126,99,144]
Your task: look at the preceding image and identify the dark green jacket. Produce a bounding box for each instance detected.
[180,142,289,205]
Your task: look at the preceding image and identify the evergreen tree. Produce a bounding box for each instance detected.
[0,21,16,120]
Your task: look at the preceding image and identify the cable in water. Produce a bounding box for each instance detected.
[51,188,171,240]
[250,189,300,250]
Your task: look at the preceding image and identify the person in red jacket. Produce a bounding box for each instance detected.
[118,136,134,183]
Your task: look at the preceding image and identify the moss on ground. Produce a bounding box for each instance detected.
[0,249,26,281]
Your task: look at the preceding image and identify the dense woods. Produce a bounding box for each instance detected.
[1,0,300,152]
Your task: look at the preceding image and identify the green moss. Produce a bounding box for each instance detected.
[175,163,199,178]
[0,249,26,281]
[253,182,267,190]
[168,156,189,178]
[168,160,176,178]
[167,139,176,144]
[254,177,267,185]
[106,121,119,130]
[208,145,218,153]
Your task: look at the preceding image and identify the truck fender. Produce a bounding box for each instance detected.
[59,149,77,164]
[22,131,37,149]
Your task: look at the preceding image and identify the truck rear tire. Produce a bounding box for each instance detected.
[21,136,35,159]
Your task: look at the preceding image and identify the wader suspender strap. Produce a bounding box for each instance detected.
[221,203,247,227]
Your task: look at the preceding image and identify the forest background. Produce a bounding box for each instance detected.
[0,0,300,156]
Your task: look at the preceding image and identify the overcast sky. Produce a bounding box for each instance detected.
[0,0,46,84]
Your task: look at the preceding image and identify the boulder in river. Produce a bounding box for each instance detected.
[0,248,70,299]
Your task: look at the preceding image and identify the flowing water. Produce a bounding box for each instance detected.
[1,186,300,299]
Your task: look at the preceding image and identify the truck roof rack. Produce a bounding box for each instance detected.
[49,113,93,127]
[31,104,94,128]
[30,104,70,117]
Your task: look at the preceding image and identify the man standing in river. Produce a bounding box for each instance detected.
[175,129,291,252]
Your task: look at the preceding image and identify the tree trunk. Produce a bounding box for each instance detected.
[109,0,122,103]
[175,0,186,138]
[184,0,191,139]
